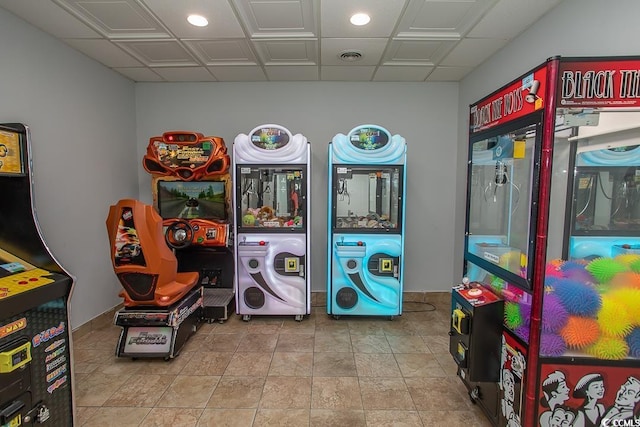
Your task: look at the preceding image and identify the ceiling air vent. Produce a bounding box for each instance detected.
[339,50,363,62]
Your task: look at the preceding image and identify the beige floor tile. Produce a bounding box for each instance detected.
[224,352,272,376]
[386,335,430,353]
[312,352,357,377]
[275,333,314,352]
[180,351,233,376]
[259,376,312,409]
[280,319,316,334]
[354,353,401,377]
[311,377,362,410]
[103,374,176,407]
[422,334,450,354]
[394,353,447,377]
[247,323,282,335]
[269,352,313,376]
[236,334,278,352]
[253,408,309,427]
[197,408,257,427]
[309,409,366,427]
[202,332,244,352]
[135,353,194,375]
[419,410,493,427]
[139,408,203,427]
[82,407,150,426]
[74,372,128,406]
[313,330,352,352]
[156,375,220,408]
[347,319,387,335]
[350,334,391,353]
[405,377,472,412]
[365,409,423,426]
[207,376,265,408]
[358,377,415,410]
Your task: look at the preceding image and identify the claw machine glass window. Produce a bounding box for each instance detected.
[237,167,306,230]
[466,119,541,288]
[331,166,403,231]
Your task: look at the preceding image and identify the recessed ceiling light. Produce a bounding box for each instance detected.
[350,13,370,26]
[187,14,208,27]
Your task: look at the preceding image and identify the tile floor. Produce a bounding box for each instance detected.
[72,295,491,426]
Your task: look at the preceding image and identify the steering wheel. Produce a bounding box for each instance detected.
[165,220,194,249]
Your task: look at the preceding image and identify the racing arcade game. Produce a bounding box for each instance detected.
[0,123,75,425]
[233,124,311,321]
[453,57,640,427]
[106,130,234,359]
[327,125,407,319]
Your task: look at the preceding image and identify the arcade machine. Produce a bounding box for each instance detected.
[451,56,640,427]
[233,124,310,321]
[0,123,75,425]
[327,125,407,319]
[106,131,234,360]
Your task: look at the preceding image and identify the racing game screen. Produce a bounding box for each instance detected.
[157,180,227,221]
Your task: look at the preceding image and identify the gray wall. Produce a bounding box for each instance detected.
[135,82,459,293]
[454,0,640,282]
[0,8,137,328]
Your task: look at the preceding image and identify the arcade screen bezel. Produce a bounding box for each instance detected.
[0,126,26,177]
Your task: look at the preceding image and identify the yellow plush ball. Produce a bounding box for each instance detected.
[597,296,633,337]
[586,336,629,360]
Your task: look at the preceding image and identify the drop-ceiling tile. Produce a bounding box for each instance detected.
[321,38,387,66]
[320,0,406,38]
[112,67,164,81]
[151,66,216,81]
[208,65,267,81]
[383,39,456,65]
[426,65,473,81]
[184,39,258,66]
[264,65,319,81]
[440,37,507,67]
[321,66,375,81]
[467,0,562,38]
[395,0,493,38]
[233,0,317,38]
[141,0,245,38]
[54,0,170,38]
[0,0,101,38]
[63,39,142,67]
[253,39,317,65]
[115,40,199,66]
[373,65,432,82]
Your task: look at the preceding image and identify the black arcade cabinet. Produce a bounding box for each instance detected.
[0,123,75,426]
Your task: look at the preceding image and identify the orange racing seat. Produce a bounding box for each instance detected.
[106,199,200,307]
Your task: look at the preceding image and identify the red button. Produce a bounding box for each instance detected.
[18,281,28,285]
[259,241,266,246]
[357,241,363,246]
[29,277,39,282]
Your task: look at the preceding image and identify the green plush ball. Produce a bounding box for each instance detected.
[586,258,629,284]
[242,214,255,226]
[504,302,523,329]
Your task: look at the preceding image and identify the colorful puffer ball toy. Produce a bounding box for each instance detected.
[609,272,640,290]
[586,257,629,284]
[586,336,629,360]
[489,275,506,294]
[606,288,640,326]
[561,266,595,285]
[614,253,640,267]
[630,258,640,274]
[540,333,567,357]
[542,294,568,334]
[626,328,640,358]
[560,316,600,349]
[504,302,524,330]
[597,296,633,338]
[553,279,602,317]
[514,326,529,342]
[546,262,564,278]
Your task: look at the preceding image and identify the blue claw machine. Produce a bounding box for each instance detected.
[327,125,407,318]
